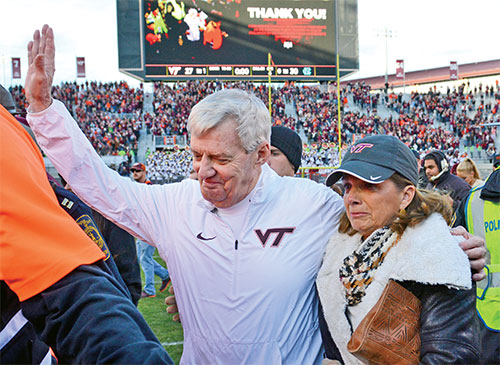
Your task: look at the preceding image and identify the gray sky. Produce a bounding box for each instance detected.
[0,0,498,87]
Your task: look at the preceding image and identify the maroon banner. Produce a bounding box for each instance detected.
[395,59,404,80]
[76,57,86,78]
[450,61,458,80]
[11,58,21,79]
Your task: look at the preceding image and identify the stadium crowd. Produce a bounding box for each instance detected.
[10,81,144,155]
[146,149,193,184]
[9,78,499,181]
[145,80,296,137]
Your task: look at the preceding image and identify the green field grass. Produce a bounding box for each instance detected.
[138,252,184,364]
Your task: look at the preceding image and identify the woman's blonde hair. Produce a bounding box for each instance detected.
[457,158,481,180]
[338,172,453,236]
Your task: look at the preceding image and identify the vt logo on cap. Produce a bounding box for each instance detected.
[350,143,374,154]
[325,135,419,187]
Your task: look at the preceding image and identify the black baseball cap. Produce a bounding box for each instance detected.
[326,135,419,186]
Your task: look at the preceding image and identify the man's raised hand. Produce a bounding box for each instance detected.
[26,24,55,112]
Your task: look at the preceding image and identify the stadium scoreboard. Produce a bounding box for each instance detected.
[117,0,358,81]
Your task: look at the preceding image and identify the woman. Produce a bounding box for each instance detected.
[317,135,480,364]
[457,157,484,188]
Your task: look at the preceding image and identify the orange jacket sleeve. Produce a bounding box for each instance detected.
[0,105,105,301]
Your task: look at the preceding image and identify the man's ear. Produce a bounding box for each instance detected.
[255,142,270,166]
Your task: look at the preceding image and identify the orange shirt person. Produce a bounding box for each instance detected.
[0,104,173,364]
[0,104,106,299]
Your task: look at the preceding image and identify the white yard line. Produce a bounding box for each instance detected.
[161,341,184,346]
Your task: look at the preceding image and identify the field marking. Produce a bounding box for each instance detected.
[162,341,184,346]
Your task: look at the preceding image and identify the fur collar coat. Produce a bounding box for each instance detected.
[316,213,472,364]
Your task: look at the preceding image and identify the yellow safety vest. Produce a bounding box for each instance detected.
[466,186,500,331]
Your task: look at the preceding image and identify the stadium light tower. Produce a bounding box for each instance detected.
[376,27,395,89]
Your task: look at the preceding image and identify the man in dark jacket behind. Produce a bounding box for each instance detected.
[54,180,142,306]
[92,210,142,305]
[58,174,142,306]
[424,150,471,209]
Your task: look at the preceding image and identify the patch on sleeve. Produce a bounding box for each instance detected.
[76,214,111,260]
[61,197,74,210]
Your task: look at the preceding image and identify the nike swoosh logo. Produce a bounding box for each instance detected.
[370,175,382,180]
[197,232,216,241]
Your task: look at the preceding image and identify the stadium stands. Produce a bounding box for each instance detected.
[9,78,499,182]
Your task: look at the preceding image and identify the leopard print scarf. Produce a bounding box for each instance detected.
[339,226,400,306]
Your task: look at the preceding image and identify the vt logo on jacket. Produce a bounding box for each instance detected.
[254,228,295,248]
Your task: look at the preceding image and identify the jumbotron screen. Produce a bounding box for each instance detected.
[117,0,358,81]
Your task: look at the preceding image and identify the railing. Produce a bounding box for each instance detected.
[154,135,187,148]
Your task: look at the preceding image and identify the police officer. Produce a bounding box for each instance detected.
[455,168,500,364]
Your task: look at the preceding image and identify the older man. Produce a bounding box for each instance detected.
[25,25,485,364]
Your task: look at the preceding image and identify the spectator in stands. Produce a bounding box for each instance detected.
[131,161,149,184]
[146,149,192,183]
[449,149,462,174]
[131,162,170,298]
[8,79,143,156]
[10,75,498,167]
[9,63,499,160]
[487,144,497,163]
[457,157,484,188]
[268,126,302,177]
[0,101,173,363]
[118,159,130,176]
[423,151,471,209]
